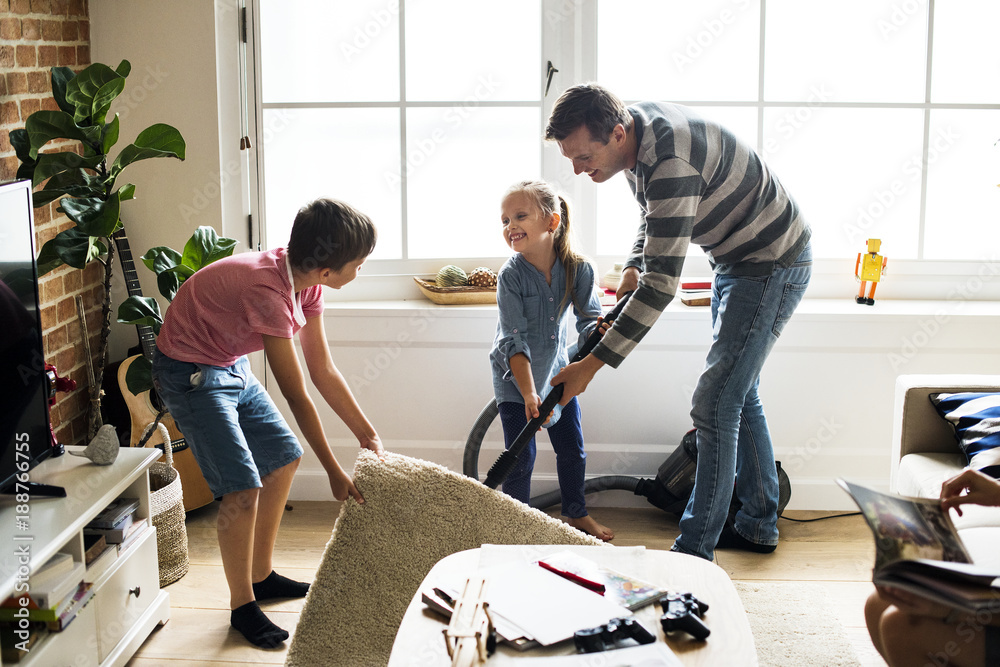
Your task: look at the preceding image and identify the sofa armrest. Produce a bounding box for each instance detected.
[890,374,1000,488]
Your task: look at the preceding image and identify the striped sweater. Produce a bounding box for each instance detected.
[593,102,811,368]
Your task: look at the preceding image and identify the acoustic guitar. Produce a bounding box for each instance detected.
[113,230,215,511]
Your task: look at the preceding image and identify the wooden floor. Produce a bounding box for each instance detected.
[127,502,887,666]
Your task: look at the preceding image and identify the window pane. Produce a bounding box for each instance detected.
[762,107,924,259]
[260,0,400,103]
[406,0,540,102]
[596,106,758,257]
[765,0,926,103]
[263,108,402,258]
[931,1,1000,103]
[598,0,760,102]
[405,107,540,258]
[924,110,1000,259]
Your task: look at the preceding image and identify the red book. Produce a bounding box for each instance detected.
[681,281,712,290]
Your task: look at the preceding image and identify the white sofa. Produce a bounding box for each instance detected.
[891,374,1000,567]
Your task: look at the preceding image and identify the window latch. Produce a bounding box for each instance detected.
[545,60,559,97]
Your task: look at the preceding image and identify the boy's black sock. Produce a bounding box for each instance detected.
[231,601,289,648]
[252,570,310,601]
[715,523,777,554]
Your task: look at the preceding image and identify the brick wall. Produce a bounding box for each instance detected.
[1,0,100,447]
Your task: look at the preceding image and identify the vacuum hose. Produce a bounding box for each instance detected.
[464,398,648,511]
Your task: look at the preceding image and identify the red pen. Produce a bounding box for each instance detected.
[538,561,606,595]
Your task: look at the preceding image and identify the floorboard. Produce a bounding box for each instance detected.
[127,501,887,666]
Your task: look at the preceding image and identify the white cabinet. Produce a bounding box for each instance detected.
[0,447,170,666]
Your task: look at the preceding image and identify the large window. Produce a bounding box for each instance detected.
[257,0,542,264]
[252,0,999,296]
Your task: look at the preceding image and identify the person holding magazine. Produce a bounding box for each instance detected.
[865,469,1000,667]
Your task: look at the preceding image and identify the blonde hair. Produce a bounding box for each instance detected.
[504,180,593,314]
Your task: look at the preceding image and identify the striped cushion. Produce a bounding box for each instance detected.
[930,392,1000,476]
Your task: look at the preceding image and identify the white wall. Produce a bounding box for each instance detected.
[271,298,1000,510]
[90,0,248,362]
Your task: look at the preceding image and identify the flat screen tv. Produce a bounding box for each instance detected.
[0,179,63,496]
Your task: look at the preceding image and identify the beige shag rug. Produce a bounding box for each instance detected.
[285,450,602,667]
[735,581,860,666]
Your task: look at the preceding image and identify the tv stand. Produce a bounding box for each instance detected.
[0,446,169,665]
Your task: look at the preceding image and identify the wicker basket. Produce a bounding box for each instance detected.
[413,277,497,305]
[143,422,190,587]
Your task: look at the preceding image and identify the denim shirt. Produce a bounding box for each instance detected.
[490,253,602,427]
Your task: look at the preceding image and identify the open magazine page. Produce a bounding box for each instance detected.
[837,479,971,571]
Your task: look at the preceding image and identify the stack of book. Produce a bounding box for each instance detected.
[0,551,95,649]
[84,497,148,556]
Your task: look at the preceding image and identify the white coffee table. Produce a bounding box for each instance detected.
[388,544,758,666]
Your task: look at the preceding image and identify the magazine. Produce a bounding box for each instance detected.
[838,478,1000,613]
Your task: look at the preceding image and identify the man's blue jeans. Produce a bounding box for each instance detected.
[673,244,812,561]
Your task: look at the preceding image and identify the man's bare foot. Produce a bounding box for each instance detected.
[567,515,614,542]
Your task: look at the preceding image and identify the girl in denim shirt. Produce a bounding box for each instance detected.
[489,180,613,541]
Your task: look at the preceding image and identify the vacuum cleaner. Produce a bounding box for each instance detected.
[465,290,791,520]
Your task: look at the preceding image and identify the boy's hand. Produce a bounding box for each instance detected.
[329,468,364,504]
[617,267,640,300]
[361,434,385,460]
[941,468,1000,516]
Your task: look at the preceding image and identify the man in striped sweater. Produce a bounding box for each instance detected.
[547,84,812,562]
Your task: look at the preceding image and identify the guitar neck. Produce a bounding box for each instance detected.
[112,228,157,363]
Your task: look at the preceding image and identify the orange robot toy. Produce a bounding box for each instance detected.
[855,238,887,305]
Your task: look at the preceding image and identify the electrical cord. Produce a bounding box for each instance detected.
[779,512,861,522]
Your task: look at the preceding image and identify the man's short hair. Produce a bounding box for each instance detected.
[545,83,631,144]
[288,198,377,272]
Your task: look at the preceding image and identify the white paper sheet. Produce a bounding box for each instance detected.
[483,561,633,646]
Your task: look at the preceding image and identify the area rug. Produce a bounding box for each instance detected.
[735,581,861,666]
[285,450,602,667]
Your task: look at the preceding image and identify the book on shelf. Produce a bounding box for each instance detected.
[537,550,667,611]
[22,561,85,609]
[88,496,139,529]
[838,478,1000,613]
[29,553,74,587]
[84,510,134,544]
[83,533,107,565]
[84,546,119,584]
[117,517,149,554]
[0,582,93,626]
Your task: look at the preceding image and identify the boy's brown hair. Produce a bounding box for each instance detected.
[288,198,377,272]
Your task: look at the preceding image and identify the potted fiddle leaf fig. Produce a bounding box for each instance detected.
[116,226,237,395]
[10,59,186,439]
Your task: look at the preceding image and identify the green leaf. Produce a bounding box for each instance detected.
[123,355,153,396]
[102,114,120,154]
[117,183,136,202]
[109,123,186,179]
[31,152,105,188]
[32,169,102,207]
[115,59,131,78]
[50,66,77,116]
[24,110,93,159]
[141,245,183,273]
[60,195,121,237]
[116,295,162,335]
[181,226,237,271]
[35,228,104,273]
[65,62,124,124]
[90,77,126,126]
[156,264,196,302]
[9,129,34,165]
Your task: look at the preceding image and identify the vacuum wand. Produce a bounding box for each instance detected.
[483,291,634,490]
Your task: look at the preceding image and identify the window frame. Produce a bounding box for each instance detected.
[246,0,1000,302]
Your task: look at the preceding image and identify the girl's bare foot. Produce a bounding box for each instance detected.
[567,515,614,542]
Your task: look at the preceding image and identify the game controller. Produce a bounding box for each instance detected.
[659,591,710,641]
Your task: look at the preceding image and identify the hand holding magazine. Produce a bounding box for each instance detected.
[838,478,1000,614]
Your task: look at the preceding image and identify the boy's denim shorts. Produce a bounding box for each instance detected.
[151,351,303,498]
